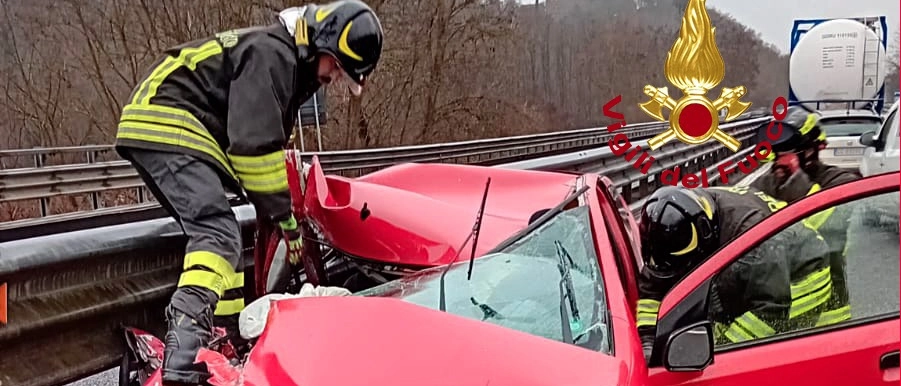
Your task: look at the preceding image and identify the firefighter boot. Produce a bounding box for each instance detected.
[161,288,216,385]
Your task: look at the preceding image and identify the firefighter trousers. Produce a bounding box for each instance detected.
[118,147,246,332]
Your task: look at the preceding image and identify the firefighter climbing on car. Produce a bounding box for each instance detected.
[113,1,384,384]
[752,106,861,327]
[634,185,831,361]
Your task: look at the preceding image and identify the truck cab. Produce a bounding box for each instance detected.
[859,100,899,176]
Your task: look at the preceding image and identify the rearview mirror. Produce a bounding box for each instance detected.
[663,321,714,372]
[860,131,877,147]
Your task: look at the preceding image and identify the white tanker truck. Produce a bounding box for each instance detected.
[788,16,890,170]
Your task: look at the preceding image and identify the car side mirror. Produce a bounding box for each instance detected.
[663,321,714,372]
[860,131,877,147]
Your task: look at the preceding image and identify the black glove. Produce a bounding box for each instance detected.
[278,215,303,265]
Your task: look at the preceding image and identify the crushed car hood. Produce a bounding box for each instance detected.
[240,296,627,386]
[303,159,580,267]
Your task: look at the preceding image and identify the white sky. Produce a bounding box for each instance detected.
[518,0,900,55]
[706,0,900,55]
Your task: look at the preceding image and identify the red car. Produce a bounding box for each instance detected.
[124,167,900,386]
[253,154,592,294]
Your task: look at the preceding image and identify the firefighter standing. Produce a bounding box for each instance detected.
[751,106,861,327]
[114,2,383,384]
[635,186,830,360]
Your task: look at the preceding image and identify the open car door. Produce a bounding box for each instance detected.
[645,172,900,386]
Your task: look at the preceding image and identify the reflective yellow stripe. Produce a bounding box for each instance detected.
[800,183,835,230]
[736,311,776,336]
[228,271,245,290]
[807,184,822,195]
[790,283,832,319]
[799,113,818,135]
[790,266,830,299]
[637,314,658,327]
[804,208,834,230]
[184,251,236,287]
[229,151,286,173]
[815,305,852,327]
[121,104,216,144]
[235,171,289,193]
[116,123,237,178]
[789,267,833,319]
[724,311,776,343]
[131,40,223,105]
[178,269,227,297]
[724,322,755,343]
[214,298,245,316]
[637,299,660,312]
[228,150,288,193]
[636,299,660,328]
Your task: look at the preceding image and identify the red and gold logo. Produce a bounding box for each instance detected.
[638,0,751,152]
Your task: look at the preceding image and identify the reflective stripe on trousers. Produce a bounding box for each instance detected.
[636,299,660,328]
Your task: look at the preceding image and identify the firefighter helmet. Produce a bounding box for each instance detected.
[764,105,826,153]
[638,186,720,274]
[305,0,383,92]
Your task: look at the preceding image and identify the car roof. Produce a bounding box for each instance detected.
[817,109,882,120]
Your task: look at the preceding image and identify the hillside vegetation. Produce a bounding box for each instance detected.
[12,0,886,221]
[0,0,792,153]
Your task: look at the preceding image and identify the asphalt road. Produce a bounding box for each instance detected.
[68,195,901,386]
[67,369,117,386]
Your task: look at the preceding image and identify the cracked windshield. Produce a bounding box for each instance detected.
[358,203,611,354]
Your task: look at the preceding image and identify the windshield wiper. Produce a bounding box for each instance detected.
[555,240,582,344]
[438,177,491,312]
[467,178,491,281]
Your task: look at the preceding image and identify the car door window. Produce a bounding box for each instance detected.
[708,191,899,349]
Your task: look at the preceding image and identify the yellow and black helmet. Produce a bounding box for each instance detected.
[304,0,384,89]
[638,186,719,275]
[766,105,826,153]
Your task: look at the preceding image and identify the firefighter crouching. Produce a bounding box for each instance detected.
[752,106,861,327]
[114,1,384,384]
[636,186,830,360]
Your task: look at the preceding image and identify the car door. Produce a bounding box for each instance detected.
[646,173,900,386]
[871,107,898,175]
[881,109,900,173]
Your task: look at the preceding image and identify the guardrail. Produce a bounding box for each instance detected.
[0,112,767,232]
[0,115,771,386]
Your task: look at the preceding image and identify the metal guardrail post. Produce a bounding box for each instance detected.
[87,150,100,210]
[32,151,48,217]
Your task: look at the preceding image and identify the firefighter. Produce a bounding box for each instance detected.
[114,1,383,384]
[636,185,830,360]
[753,106,861,202]
[752,106,861,327]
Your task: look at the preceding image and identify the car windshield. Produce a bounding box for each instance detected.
[820,117,883,137]
[356,203,612,355]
